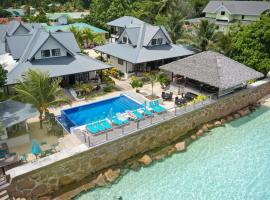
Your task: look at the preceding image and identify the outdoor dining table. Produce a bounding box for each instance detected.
[0,155,20,175]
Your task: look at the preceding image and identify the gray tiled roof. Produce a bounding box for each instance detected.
[160,51,264,90]
[7,54,111,85]
[94,23,190,63]
[95,43,194,64]
[107,16,145,28]
[203,1,270,15]
[5,28,111,85]
[0,100,38,128]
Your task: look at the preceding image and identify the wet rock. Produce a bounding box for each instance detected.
[196,129,204,137]
[225,115,234,122]
[154,154,166,161]
[201,124,209,132]
[220,119,226,125]
[104,169,121,183]
[214,121,222,127]
[233,113,241,119]
[190,134,197,141]
[129,161,141,171]
[175,141,186,152]
[94,174,107,187]
[167,146,175,156]
[207,124,215,129]
[138,155,152,165]
[238,109,250,117]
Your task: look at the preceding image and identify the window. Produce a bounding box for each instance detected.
[41,50,50,58]
[118,58,123,65]
[151,39,157,45]
[157,38,163,45]
[122,36,127,44]
[242,15,245,20]
[52,48,61,57]
[220,11,225,15]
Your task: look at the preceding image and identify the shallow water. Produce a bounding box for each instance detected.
[76,106,270,200]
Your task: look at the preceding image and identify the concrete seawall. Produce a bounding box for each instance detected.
[7,79,270,198]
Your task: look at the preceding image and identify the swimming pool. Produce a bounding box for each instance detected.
[60,94,143,131]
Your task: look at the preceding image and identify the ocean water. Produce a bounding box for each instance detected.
[76,106,270,200]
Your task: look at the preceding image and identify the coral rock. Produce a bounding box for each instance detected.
[167,147,175,156]
[214,121,222,127]
[233,113,241,119]
[104,169,121,183]
[138,155,152,165]
[154,154,165,161]
[190,135,197,141]
[196,129,204,136]
[94,174,107,187]
[175,141,186,152]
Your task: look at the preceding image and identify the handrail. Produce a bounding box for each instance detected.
[80,98,215,148]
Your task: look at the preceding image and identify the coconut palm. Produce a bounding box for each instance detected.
[70,26,84,49]
[81,28,95,47]
[179,19,217,51]
[144,72,158,97]
[14,69,70,129]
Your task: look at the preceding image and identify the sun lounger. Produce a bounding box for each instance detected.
[133,110,144,120]
[95,122,107,132]
[154,100,166,112]
[87,124,100,134]
[149,101,163,113]
[142,108,154,117]
[111,117,124,126]
[116,113,130,124]
[100,119,112,129]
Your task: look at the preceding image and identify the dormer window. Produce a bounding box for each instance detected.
[221,11,225,15]
[151,39,157,45]
[151,38,163,46]
[157,38,163,45]
[41,50,51,58]
[123,36,128,44]
[52,48,61,57]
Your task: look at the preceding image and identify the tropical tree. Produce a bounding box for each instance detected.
[229,15,270,74]
[130,76,144,93]
[81,28,95,47]
[70,26,84,49]
[0,121,4,137]
[179,19,216,51]
[0,65,7,88]
[144,72,158,97]
[157,72,170,89]
[14,69,70,129]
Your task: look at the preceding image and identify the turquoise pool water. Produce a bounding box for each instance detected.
[76,106,270,200]
[61,95,142,131]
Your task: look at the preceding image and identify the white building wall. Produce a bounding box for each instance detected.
[108,56,134,75]
[34,37,67,60]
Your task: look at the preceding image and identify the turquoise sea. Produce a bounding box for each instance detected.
[76,106,270,200]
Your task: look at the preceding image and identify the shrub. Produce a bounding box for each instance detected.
[103,85,113,93]
[189,94,208,104]
[130,76,144,92]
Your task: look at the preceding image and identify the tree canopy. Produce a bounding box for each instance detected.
[0,65,7,88]
[229,16,270,74]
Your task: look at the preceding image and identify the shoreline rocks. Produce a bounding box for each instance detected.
[175,141,186,152]
[138,155,152,166]
[104,169,121,183]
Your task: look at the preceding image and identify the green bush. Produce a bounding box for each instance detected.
[130,76,144,92]
[103,85,113,93]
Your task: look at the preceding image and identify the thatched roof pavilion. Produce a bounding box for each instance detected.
[160,51,263,96]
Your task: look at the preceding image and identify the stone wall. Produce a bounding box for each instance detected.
[7,80,270,198]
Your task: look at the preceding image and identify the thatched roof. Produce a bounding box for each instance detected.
[160,51,264,90]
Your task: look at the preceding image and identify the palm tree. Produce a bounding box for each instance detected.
[14,69,70,129]
[0,122,4,137]
[179,20,217,51]
[144,72,158,97]
[70,26,84,49]
[81,28,95,47]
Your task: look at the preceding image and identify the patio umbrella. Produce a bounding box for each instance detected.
[31,140,42,158]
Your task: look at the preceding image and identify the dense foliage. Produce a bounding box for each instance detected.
[0,65,7,88]
[229,16,270,74]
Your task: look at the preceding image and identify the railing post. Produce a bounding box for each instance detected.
[106,132,108,141]
[137,121,139,129]
[84,132,86,143]
[150,116,153,124]
[88,136,90,147]
[174,106,177,116]
[122,126,124,135]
